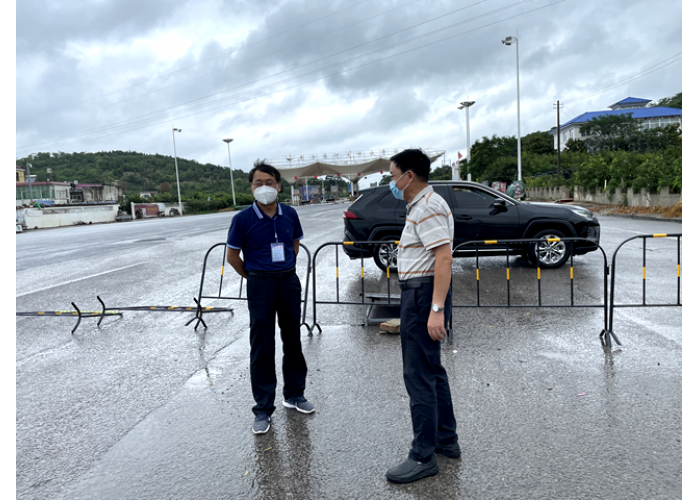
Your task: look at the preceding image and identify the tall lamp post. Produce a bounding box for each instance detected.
[502,35,522,181]
[223,138,237,207]
[457,100,475,180]
[172,127,183,216]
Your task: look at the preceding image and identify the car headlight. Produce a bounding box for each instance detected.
[569,207,597,221]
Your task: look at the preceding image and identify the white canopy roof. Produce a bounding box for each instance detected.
[276,151,445,185]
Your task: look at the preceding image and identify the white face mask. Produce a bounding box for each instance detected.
[253,185,278,205]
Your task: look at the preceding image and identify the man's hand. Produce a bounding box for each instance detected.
[427,310,447,341]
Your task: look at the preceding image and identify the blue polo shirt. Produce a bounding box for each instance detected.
[226,202,304,271]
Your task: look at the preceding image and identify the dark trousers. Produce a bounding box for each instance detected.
[246,273,307,417]
[400,281,458,462]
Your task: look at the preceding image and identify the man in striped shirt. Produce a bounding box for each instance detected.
[385,149,460,484]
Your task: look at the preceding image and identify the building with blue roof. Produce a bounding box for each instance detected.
[550,97,682,151]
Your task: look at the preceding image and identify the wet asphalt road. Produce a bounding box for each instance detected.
[16,204,682,499]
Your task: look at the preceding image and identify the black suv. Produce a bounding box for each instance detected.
[343,181,600,271]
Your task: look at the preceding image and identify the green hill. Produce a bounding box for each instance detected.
[16,150,296,211]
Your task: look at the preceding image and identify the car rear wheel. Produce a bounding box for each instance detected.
[373,237,399,273]
[528,229,570,268]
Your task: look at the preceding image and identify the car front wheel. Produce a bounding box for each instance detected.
[528,229,570,268]
[373,237,399,273]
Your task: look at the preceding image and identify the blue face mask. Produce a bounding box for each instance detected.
[390,172,408,200]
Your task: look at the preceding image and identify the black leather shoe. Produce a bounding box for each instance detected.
[386,456,439,483]
[435,441,461,458]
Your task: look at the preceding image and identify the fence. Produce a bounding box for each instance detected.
[607,233,682,346]
[309,240,408,334]
[191,243,312,332]
[189,234,680,350]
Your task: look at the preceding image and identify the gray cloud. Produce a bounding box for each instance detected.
[16,0,682,175]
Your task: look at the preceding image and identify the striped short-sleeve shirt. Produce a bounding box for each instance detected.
[397,186,454,280]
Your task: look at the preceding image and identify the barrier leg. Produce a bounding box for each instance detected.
[70,302,82,335]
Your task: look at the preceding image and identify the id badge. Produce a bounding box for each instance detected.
[271,243,285,263]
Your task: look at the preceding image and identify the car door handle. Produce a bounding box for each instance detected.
[457,215,472,220]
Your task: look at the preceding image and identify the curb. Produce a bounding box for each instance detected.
[598,212,682,224]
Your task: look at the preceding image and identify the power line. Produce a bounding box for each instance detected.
[20,0,503,149]
[87,0,427,112]
[561,52,681,105]
[24,0,375,120]
[21,0,569,152]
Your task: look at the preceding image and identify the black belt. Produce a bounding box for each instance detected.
[247,267,296,278]
[399,276,434,290]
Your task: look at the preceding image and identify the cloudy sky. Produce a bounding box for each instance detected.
[14,0,683,187]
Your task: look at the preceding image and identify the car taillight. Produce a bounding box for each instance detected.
[343,211,359,219]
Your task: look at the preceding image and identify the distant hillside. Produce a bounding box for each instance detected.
[15,150,258,197]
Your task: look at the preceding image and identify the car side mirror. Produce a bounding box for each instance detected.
[490,198,506,214]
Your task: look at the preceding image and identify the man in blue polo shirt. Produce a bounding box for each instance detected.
[226,159,314,435]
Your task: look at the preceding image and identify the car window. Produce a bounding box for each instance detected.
[452,187,499,208]
[378,191,400,208]
[432,186,452,206]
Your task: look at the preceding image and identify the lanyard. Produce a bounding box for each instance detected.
[272,216,279,243]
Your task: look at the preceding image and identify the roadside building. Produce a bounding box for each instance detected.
[16,181,123,206]
[551,97,682,151]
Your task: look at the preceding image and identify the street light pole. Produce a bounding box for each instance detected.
[223,138,236,207]
[457,100,475,180]
[502,35,522,181]
[172,128,183,216]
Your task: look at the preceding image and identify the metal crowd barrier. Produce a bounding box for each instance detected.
[607,233,682,347]
[192,242,312,332]
[450,237,611,346]
[189,234,681,351]
[309,241,420,335]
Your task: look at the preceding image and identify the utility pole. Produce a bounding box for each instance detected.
[554,100,561,176]
[25,163,33,201]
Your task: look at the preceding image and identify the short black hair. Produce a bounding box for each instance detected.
[389,148,430,182]
[248,159,281,183]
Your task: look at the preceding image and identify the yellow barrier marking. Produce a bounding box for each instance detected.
[643,267,646,280]
[150,307,157,310]
[395,240,400,245]
[476,269,480,281]
[678,265,681,277]
[169,306,176,309]
[570,268,574,280]
[652,233,667,238]
[537,268,541,280]
[547,238,561,242]
[361,267,364,278]
[38,312,44,315]
[507,268,510,280]
[484,240,498,244]
[221,265,225,276]
[387,268,391,279]
[72,312,78,315]
[336,268,339,279]
[343,241,354,245]
[56,312,62,315]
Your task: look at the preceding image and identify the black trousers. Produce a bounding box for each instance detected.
[399,280,458,462]
[246,273,307,417]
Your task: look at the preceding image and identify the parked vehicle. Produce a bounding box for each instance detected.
[342,180,600,271]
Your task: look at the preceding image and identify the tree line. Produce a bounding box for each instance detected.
[458,92,682,195]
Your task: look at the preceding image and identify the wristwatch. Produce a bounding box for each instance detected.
[431,304,444,313]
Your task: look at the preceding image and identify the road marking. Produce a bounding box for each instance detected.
[16,263,143,298]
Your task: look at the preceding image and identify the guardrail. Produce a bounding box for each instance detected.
[607,233,682,346]
[191,243,312,332]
